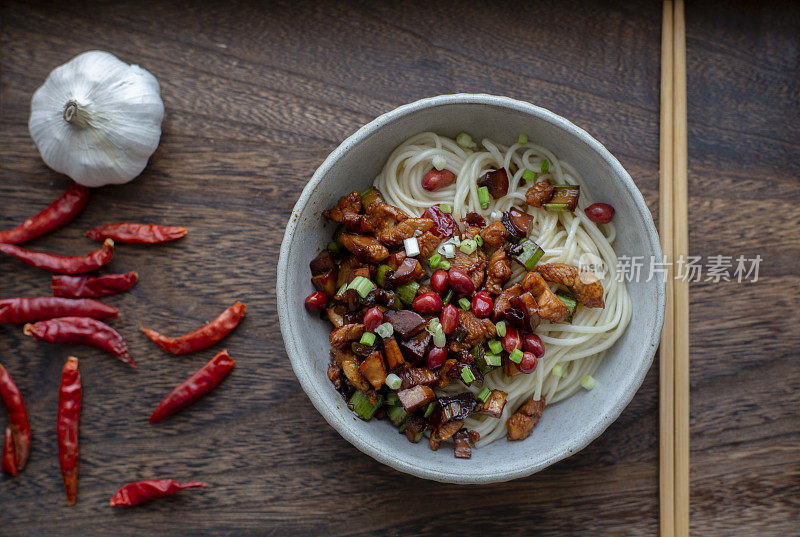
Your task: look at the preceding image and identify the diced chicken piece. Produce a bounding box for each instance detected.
[359,351,387,389]
[400,367,439,388]
[458,310,496,346]
[338,233,389,263]
[525,180,555,207]
[323,191,362,222]
[493,283,523,320]
[479,221,508,248]
[463,226,482,239]
[417,231,442,258]
[522,271,570,323]
[312,269,338,297]
[397,385,435,411]
[450,249,486,290]
[436,420,464,441]
[436,358,458,388]
[379,218,435,246]
[478,389,508,418]
[404,414,426,443]
[342,213,376,234]
[310,250,337,275]
[327,363,343,390]
[325,304,346,327]
[336,255,363,288]
[506,396,545,441]
[329,323,364,347]
[383,337,405,369]
[536,263,605,308]
[453,429,472,459]
[341,356,371,392]
[485,249,512,295]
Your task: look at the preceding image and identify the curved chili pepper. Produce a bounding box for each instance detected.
[141,302,246,355]
[85,223,187,244]
[24,317,136,368]
[52,272,139,298]
[0,297,118,324]
[0,363,31,469]
[110,479,208,507]
[0,238,114,274]
[149,349,235,423]
[2,427,17,475]
[0,183,90,244]
[58,357,81,506]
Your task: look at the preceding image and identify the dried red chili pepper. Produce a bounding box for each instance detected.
[0,297,118,324]
[52,272,139,298]
[141,302,246,355]
[58,357,81,506]
[0,238,114,274]
[85,223,187,244]
[0,363,31,469]
[0,183,90,244]
[1,427,17,475]
[110,479,208,507]
[149,349,235,423]
[24,317,136,368]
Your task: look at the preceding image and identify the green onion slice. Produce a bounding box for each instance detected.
[460,367,476,384]
[552,364,563,377]
[385,373,402,390]
[396,281,420,305]
[428,253,441,269]
[509,349,523,364]
[522,169,536,181]
[459,239,477,255]
[456,132,477,149]
[439,203,452,214]
[458,297,471,310]
[581,375,596,390]
[439,259,451,270]
[495,320,507,337]
[359,332,376,346]
[488,340,503,355]
[375,322,394,339]
[349,391,383,420]
[541,159,549,174]
[477,186,491,209]
[485,354,502,367]
[423,401,437,418]
[518,133,529,145]
[477,387,491,403]
[347,276,375,298]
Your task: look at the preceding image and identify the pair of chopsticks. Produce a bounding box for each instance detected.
[659,1,689,537]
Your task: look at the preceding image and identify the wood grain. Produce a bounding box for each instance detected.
[0,0,797,535]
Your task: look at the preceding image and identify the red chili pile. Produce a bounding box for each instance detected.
[0,181,245,507]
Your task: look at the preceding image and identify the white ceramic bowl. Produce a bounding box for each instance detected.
[277,94,664,484]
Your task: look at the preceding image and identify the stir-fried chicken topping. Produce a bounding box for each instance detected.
[323,191,362,222]
[525,180,555,207]
[485,249,512,295]
[536,263,605,308]
[506,396,545,441]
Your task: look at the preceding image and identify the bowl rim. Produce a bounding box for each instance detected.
[277,93,665,483]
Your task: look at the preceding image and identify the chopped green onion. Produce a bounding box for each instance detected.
[477,387,491,403]
[458,297,471,310]
[518,133,529,145]
[376,264,391,288]
[522,169,536,181]
[433,330,446,348]
[456,132,476,149]
[349,391,383,420]
[484,354,502,367]
[387,404,408,426]
[428,253,441,269]
[385,390,400,406]
[475,235,483,247]
[375,322,394,339]
[509,348,523,364]
[544,202,571,212]
[427,318,442,334]
[442,289,454,306]
[347,276,375,298]
[432,155,446,170]
[439,259,451,270]
[552,364,563,377]
[512,239,545,270]
[459,239,477,254]
[495,321,507,337]
[477,186,491,209]
[460,367,476,384]
[359,332,376,346]
[423,401,437,418]
[474,355,490,374]
[488,340,503,355]
[439,203,452,214]
[385,373,402,390]
[409,431,424,443]
[335,283,347,297]
[541,159,549,174]
[581,375,597,390]
[327,241,341,254]
[396,281,420,306]
[556,291,577,323]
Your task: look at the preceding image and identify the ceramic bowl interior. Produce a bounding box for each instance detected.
[277,94,664,483]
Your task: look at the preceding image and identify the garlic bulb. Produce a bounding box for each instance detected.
[28,51,165,187]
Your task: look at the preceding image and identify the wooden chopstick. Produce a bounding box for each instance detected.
[658,2,675,537]
[671,1,690,536]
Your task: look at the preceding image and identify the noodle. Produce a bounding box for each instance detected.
[375,132,631,448]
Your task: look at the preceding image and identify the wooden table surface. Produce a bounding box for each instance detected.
[1,1,798,535]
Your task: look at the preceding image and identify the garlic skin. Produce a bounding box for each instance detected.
[28,51,165,187]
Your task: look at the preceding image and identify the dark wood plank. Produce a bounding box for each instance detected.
[0,0,795,535]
